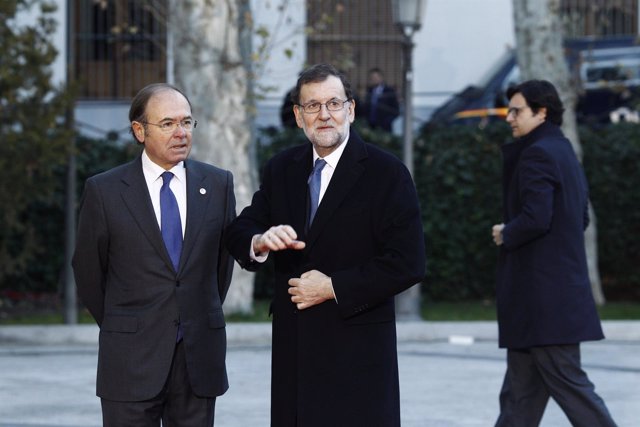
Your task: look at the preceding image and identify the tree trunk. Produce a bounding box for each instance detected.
[170,0,255,313]
[512,0,605,304]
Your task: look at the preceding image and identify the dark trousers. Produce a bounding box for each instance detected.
[101,341,216,427]
[495,344,616,427]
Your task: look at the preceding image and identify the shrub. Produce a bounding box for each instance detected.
[581,123,640,299]
[415,124,509,300]
[0,137,139,293]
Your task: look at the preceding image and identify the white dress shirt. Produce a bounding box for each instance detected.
[141,150,187,237]
[312,133,349,205]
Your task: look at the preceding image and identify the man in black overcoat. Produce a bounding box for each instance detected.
[226,63,425,426]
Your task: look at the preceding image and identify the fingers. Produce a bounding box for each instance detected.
[492,223,504,246]
[287,271,333,310]
[287,278,306,309]
[256,225,306,252]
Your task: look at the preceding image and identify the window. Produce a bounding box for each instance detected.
[306,0,405,101]
[74,0,167,99]
[561,0,638,37]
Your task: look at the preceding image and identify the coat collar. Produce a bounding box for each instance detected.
[304,129,368,249]
[502,121,562,155]
[501,121,563,173]
[500,121,565,220]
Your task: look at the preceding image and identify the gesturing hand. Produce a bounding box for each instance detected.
[253,225,306,255]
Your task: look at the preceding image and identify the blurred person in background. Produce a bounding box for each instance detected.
[363,67,399,132]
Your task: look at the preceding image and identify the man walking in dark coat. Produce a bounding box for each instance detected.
[492,80,617,426]
[225,63,425,426]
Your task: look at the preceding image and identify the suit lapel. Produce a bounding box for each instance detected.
[305,132,367,249]
[180,160,211,273]
[120,157,175,271]
[287,145,314,238]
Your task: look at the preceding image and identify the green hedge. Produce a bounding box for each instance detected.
[414,124,508,300]
[0,137,138,293]
[3,122,638,303]
[581,123,640,299]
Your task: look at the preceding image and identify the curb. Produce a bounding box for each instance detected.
[1,321,638,346]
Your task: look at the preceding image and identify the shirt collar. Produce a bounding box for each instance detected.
[141,150,186,183]
[312,131,349,170]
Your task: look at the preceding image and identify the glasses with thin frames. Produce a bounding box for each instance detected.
[298,99,350,114]
[507,106,529,118]
[143,119,198,133]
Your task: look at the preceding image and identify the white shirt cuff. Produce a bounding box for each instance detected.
[250,235,269,263]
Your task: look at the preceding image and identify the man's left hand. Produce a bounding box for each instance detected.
[288,270,335,310]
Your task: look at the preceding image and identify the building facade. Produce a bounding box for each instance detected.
[22,0,640,139]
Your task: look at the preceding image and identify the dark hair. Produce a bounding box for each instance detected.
[128,83,192,141]
[289,63,354,105]
[506,80,565,126]
[368,67,383,76]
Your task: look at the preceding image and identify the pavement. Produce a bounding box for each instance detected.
[0,321,639,427]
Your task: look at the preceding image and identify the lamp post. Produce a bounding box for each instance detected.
[392,0,426,320]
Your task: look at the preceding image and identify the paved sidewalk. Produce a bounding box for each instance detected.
[1,321,639,426]
[2,320,640,345]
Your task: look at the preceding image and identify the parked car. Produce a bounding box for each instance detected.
[426,36,640,129]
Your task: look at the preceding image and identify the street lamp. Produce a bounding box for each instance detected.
[392,0,426,320]
[393,0,426,37]
[392,0,425,176]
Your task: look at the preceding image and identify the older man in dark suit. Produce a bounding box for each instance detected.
[225,63,425,426]
[73,83,235,426]
[492,80,616,426]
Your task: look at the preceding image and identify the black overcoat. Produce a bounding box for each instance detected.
[226,130,426,426]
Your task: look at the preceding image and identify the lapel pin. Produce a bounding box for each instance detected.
[199,188,207,195]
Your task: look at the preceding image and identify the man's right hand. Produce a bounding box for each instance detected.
[253,225,306,255]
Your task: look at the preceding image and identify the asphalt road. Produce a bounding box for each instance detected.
[0,334,638,426]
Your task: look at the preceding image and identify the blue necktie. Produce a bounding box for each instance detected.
[308,158,327,224]
[160,172,182,271]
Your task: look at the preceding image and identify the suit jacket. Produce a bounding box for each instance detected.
[72,155,235,401]
[497,121,604,349]
[364,84,400,132]
[225,129,426,427]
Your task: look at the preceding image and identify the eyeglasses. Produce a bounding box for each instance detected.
[298,99,350,114]
[142,118,197,133]
[507,106,529,118]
